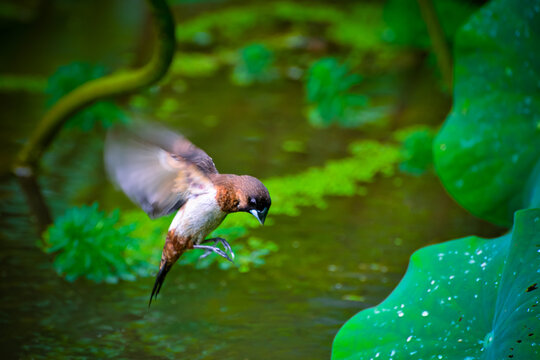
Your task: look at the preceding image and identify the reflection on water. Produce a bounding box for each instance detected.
[0,1,504,359]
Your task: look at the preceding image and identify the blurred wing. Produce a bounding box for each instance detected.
[104,124,217,219]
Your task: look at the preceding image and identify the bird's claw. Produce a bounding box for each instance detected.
[194,237,235,263]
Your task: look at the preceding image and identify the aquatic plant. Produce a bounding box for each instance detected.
[43,203,146,283]
[333,0,540,357]
[305,58,369,128]
[182,236,279,273]
[265,140,399,216]
[333,208,540,359]
[231,44,277,86]
[433,0,540,226]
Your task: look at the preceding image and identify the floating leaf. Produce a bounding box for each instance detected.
[332,208,540,359]
[433,0,540,226]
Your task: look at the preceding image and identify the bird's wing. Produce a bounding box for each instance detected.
[104,123,218,219]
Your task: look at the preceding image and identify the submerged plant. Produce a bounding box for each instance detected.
[43,203,145,283]
[305,58,369,128]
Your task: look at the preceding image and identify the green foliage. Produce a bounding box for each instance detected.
[266,140,399,216]
[382,0,478,48]
[171,52,220,78]
[176,6,260,45]
[46,62,127,131]
[175,2,338,45]
[231,44,277,86]
[181,236,279,273]
[326,4,385,51]
[394,126,435,175]
[271,1,342,24]
[43,203,147,283]
[305,58,369,128]
[333,3,540,356]
[332,208,540,359]
[175,1,391,53]
[168,1,399,85]
[433,0,540,227]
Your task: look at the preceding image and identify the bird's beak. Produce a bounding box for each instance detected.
[249,207,268,225]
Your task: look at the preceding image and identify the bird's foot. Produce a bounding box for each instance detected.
[194,237,235,263]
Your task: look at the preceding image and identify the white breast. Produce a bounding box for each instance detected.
[168,189,227,244]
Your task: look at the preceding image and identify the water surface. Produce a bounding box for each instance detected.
[0,1,504,359]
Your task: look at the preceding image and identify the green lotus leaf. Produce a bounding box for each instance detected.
[433,0,540,226]
[332,208,540,359]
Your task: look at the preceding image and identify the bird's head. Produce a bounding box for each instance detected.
[236,175,271,225]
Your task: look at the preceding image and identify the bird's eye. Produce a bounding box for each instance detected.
[249,198,256,206]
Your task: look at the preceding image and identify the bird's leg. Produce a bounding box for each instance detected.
[204,237,234,260]
[193,244,234,263]
[194,237,235,262]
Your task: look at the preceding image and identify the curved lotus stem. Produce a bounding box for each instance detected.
[14,0,176,233]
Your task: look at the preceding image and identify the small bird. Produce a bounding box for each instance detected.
[104,123,271,306]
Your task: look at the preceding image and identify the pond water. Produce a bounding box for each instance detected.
[0,1,505,359]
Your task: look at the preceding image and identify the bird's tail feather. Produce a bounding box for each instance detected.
[149,262,173,307]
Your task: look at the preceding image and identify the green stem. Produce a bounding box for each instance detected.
[15,0,175,169]
[13,0,175,233]
[417,0,453,90]
[15,167,53,235]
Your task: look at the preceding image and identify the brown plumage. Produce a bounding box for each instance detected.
[104,123,271,306]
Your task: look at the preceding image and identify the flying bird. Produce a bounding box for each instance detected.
[104,123,271,306]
